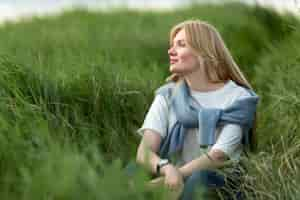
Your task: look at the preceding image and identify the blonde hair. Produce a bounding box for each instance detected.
[167,19,252,90]
[167,20,257,150]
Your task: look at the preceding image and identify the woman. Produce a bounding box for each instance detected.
[135,20,259,200]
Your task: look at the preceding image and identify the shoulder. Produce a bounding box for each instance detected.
[154,81,177,98]
[151,94,169,109]
[227,80,255,100]
[151,81,178,111]
[221,80,258,107]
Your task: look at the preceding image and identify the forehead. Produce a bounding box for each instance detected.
[173,29,186,41]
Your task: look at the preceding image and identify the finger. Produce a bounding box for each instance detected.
[149,177,163,184]
[149,179,158,184]
[168,185,179,191]
[148,178,164,188]
[165,182,176,190]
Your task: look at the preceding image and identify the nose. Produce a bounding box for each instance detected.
[168,46,176,56]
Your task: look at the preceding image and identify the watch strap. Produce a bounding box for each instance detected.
[156,159,169,175]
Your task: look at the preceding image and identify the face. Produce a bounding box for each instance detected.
[168,29,200,76]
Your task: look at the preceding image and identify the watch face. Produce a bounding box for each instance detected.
[159,159,169,166]
[157,159,169,174]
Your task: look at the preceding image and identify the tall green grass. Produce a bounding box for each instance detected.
[0,2,299,199]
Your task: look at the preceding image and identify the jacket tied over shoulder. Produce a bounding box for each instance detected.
[154,80,259,159]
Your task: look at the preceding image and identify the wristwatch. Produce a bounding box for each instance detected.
[156,159,169,175]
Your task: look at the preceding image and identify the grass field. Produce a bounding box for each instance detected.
[0,2,299,199]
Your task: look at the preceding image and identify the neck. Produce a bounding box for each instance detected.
[184,69,225,92]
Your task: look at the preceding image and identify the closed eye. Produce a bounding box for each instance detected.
[178,40,186,47]
[169,39,186,49]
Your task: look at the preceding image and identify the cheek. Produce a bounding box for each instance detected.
[179,53,198,66]
[169,54,199,74]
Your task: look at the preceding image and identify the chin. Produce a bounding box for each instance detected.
[169,65,180,73]
[169,66,185,75]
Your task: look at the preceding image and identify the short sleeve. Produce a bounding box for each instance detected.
[136,95,169,138]
[211,124,243,160]
[211,87,254,160]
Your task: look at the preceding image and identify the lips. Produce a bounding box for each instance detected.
[170,58,178,64]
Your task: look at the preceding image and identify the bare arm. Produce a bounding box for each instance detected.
[178,149,228,178]
[137,129,184,191]
[136,130,229,177]
[136,129,163,174]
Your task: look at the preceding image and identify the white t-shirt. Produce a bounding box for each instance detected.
[137,80,251,166]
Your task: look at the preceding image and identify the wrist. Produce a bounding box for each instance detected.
[156,159,170,175]
[160,163,172,175]
[178,167,187,178]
